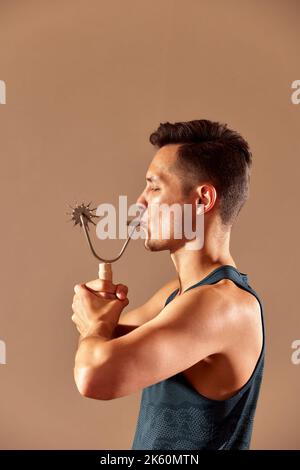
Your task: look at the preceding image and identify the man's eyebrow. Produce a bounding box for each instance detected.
[146,175,161,183]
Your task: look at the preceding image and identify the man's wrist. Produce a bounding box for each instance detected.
[79,320,116,344]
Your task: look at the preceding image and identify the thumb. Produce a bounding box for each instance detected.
[119,297,129,308]
[115,283,128,300]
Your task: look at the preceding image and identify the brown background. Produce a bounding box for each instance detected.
[0,0,299,449]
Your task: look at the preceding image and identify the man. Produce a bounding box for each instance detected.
[71,119,265,450]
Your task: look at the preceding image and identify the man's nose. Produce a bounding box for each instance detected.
[136,192,148,209]
[135,193,148,225]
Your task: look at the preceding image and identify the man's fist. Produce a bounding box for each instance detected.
[71,280,129,338]
[82,279,128,301]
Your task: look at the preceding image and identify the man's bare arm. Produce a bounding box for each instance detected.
[112,278,179,338]
[74,285,234,400]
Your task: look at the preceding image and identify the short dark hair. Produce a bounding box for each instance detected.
[149,119,252,226]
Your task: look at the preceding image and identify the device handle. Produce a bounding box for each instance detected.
[98,262,113,282]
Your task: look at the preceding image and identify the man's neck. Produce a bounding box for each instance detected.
[170,227,236,295]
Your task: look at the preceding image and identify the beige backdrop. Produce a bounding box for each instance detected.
[0,0,299,450]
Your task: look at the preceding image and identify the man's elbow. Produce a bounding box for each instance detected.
[74,365,114,400]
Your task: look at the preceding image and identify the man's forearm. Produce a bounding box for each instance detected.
[75,320,116,368]
[74,320,117,398]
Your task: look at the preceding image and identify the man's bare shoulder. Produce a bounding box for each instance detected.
[184,278,260,313]
[166,278,261,337]
[212,279,261,318]
[156,278,262,366]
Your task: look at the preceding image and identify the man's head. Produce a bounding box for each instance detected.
[137,119,252,252]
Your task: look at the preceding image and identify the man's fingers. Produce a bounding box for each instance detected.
[97,292,116,300]
[120,297,129,308]
[71,313,86,335]
[83,279,116,293]
[115,284,128,300]
[74,281,128,301]
[73,282,129,311]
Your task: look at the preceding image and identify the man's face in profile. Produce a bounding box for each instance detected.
[136,144,199,252]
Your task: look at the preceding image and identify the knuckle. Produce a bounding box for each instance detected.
[74,283,85,294]
[80,288,89,299]
[117,283,128,292]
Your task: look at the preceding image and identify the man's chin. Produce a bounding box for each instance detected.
[144,238,170,252]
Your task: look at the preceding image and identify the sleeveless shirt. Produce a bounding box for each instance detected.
[131,265,265,450]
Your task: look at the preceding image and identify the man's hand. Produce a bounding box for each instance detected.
[71,279,129,339]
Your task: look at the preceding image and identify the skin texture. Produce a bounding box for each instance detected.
[71,144,263,401]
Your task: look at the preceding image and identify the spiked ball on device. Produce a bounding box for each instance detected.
[67,202,99,231]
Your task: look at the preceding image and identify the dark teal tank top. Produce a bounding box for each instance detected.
[131,265,265,450]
